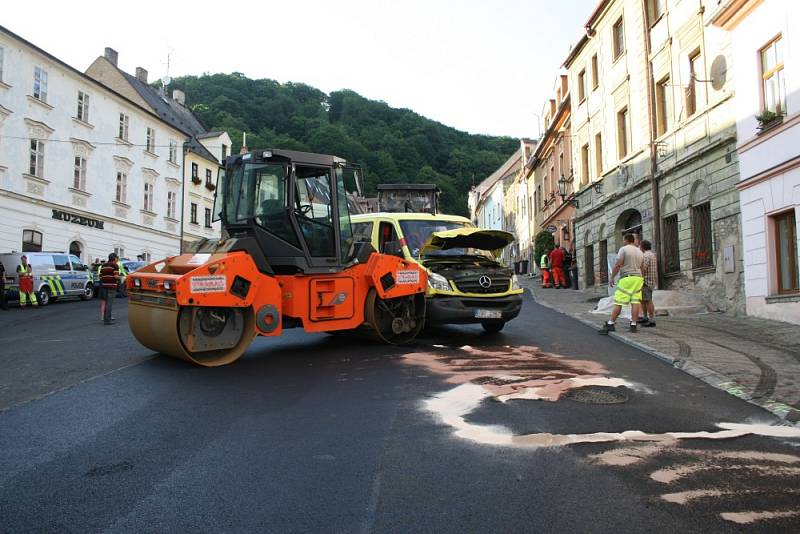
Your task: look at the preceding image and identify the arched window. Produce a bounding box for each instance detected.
[661,194,680,273]
[69,240,83,261]
[690,181,713,269]
[22,230,42,252]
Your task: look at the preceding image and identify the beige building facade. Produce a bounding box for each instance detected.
[86,50,227,249]
[566,0,743,312]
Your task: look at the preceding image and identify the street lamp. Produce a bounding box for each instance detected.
[557,174,579,208]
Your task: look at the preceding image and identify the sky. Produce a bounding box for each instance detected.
[3,0,598,139]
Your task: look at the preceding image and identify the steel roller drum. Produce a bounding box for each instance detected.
[128,300,256,367]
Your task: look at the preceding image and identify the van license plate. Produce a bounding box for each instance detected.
[475,309,502,319]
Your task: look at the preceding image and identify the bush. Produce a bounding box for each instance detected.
[533,230,555,266]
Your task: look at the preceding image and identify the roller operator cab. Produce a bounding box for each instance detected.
[126,149,427,367]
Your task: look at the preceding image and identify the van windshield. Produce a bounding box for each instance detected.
[399,220,489,258]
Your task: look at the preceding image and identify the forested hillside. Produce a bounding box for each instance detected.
[171,73,518,215]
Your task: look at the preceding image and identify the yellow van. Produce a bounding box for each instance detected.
[351,212,523,332]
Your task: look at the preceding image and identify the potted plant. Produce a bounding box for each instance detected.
[755,109,782,132]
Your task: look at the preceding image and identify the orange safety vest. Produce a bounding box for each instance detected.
[18,264,34,293]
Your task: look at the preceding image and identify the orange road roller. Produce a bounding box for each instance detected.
[127,149,427,366]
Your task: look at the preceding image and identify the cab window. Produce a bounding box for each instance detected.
[294,166,335,257]
[378,221,403,257]
[52,254,71,271]
[352,222,373,243]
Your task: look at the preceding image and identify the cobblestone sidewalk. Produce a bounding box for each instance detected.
[520,277,800,425]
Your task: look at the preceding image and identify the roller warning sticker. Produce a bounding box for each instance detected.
[190,275,226,293]
[397,270,420,284]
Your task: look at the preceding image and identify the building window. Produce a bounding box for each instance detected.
[591,54,599,89]
[114,246,125,259]
[205,168,213,186]
[646,0,665,26]
[29,139,44,177]
[221,144,228,159]
[774,210,799,294]
[33,66,48,102]
[687,50,701,117]
[190,202,198,224]
[594,133,603,177]
[191,162,199,183]
[143,182,154,212]
[169,140,178,163]
[761,36,786,115]
[617,107,629,159]
[73,156,87,190]
[0,46,4,82]
[662,214,680,273]
[598,240,608,284]
[655,76,672,136]
[537,185,542,210]
[115,172,127,203]
[141,252,151,262]
[584,244,595,286]
[167,191,176,219]
[578,69,586,102]
[580,144,590,185]
[76,91,90,122]
[22,229,43,252]
[204,207,212,228]
[612,17,625,60]
[118,113,129,141]
[691,202,713,269]
[146,127,155,153]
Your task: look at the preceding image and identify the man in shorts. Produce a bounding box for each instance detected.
[638,239,658,327]
[599,233,644,334]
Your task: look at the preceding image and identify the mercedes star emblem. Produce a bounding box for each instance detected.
[478,275,492,288]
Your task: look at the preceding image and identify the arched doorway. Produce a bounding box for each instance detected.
[69,240,83,261]
[615,209,642,248]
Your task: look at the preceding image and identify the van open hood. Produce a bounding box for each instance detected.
[420,228,515,258]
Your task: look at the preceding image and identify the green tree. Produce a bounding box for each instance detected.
[533,230,555,267]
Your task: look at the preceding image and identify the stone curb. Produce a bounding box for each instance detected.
[526,288,800,428]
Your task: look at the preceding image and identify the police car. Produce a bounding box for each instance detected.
[0,251,95,306]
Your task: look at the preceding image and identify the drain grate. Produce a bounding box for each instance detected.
[564,387,629,404]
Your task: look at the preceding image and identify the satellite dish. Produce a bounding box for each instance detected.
[161,75,172,87]
[710,55,727,91]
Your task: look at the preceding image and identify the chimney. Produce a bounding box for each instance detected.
[104,47,118,66]
[135,67,148,83]
[172,89,186,105]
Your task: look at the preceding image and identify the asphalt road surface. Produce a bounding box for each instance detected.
[1,292,799,533]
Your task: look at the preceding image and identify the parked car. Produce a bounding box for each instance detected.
[0,251,95,306]
[91,259,147,297]
[350,212,523,332]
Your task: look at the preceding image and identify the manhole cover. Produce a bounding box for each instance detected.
[564,387,629,404]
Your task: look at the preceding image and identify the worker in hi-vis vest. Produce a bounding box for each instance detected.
[16,255,38,308]
[540,248,552,288]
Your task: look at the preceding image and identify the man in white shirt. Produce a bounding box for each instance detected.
[599,233,644,334]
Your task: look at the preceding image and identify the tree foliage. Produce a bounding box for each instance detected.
[172,73,518,216]
[533,230,555,266]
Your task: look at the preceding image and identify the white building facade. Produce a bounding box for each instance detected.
[0,26,186,263]
[712,0,800,324]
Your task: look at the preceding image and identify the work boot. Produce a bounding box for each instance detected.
[598,322,615,335]
[629,322,637,332]
[636,316,649,324]
[642,320,656,327]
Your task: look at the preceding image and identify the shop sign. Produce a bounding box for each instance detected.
[51,209,105,229]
